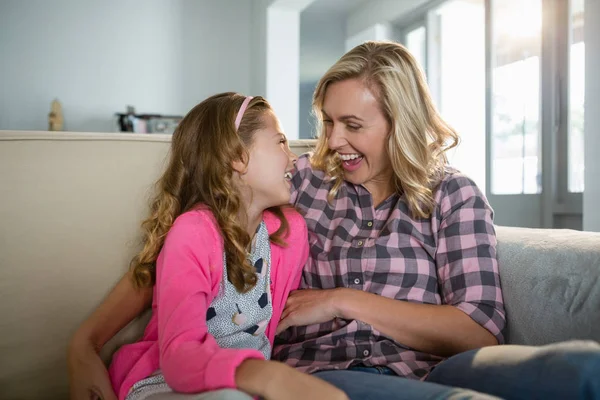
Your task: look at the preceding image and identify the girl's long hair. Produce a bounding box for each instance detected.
[131,93,289,293]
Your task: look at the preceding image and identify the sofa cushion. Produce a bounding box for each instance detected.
[496,226,600,346]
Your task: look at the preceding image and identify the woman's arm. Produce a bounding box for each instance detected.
[67,271,152,400]
[278,176,505,358]
[341,289,496,356]
[277,288,496,357]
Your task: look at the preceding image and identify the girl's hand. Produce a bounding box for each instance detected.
[67,338,117,400]
[265,362,348,400]
[276,288,343,334]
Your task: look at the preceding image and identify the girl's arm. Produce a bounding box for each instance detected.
[236,359,348,400]
[70,272,153,352]
[67,272,152,400]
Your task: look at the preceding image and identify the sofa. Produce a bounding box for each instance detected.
[1,131,599,400]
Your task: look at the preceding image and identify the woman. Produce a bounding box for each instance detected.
[69,42,599,400]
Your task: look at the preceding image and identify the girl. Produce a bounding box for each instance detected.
[105,93,347,400]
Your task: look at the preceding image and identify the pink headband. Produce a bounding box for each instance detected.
[234,96,253,130]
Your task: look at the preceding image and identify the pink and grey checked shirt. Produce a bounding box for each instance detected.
[272,154,506,379]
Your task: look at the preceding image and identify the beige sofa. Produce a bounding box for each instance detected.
[1,131,599,400]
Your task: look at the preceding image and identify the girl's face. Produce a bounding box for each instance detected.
[322,78,393,196]
[239,111,297,210]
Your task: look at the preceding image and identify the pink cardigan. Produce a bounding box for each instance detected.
[109,207,309,400]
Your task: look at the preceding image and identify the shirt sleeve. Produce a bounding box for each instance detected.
[156,213,265,393]
[289,153,311,206]
[435,174,506,344]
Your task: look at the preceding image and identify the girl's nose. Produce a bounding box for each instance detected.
[288,150,298,168]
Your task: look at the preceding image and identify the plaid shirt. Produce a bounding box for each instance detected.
[272,154,506,379]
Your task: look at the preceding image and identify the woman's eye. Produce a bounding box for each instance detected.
[347,125,360,131]
[323,119,333,125]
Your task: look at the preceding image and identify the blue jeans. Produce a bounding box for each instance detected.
[313,341,600,400]
[428,340,600,400]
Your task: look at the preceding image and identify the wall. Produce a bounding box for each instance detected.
[0,0,252,132]
[251,0,274,97]
[267,7,301,139]
[345,23,398,51]
[346,0,428,38]
[584,0,600,231]
[299,81,316,139]
[178,0,252,112]
[298,1,347,138]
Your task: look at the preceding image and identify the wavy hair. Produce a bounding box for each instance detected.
[311,41,459,219]
[131,93,289,293]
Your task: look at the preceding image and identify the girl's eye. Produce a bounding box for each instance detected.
[279,138,287,144]
[323,119,333,125]
[347,125,360,131]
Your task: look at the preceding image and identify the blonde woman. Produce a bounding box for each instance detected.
[69,42,600,400]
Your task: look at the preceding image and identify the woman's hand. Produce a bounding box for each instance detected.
[67,337,117,400]
[276,288,343,334]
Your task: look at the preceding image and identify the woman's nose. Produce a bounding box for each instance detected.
[327,124,346,150]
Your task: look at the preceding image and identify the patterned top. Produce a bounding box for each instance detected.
[272,154,506,379]
[124,221,274,400]
[207,220,274,360]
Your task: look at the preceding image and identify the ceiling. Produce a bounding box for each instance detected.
[302,0,366,17]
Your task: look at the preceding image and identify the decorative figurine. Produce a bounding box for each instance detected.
[48,99,64,131]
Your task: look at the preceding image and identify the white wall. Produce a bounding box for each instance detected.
[178,0,252,112]
[299,1,347,138]
[251,0,274,97]
[267,7,301,140]
[299,81,317,139]
[299,3,347,83]
[0,0,252,132]
[345,23,397,51]
[346,0,427,38]
[584,0,600,231]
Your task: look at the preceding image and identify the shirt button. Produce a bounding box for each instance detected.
[367,221,373,227]
[357,240,363,246]
[363,350,370,357]
[354,278,361,285]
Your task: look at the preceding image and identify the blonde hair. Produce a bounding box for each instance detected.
[311,41,459,219]
[131,93,289,293]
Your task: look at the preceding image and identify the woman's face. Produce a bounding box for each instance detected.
[322,78,393,195]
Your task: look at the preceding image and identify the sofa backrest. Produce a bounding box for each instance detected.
[1,131,598,399]
[0,131,313,399]
[496,226,600,346]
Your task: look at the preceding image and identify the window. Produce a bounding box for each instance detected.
[490,0,542,194]
[569,0,585,193]
[431,0,486,192]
